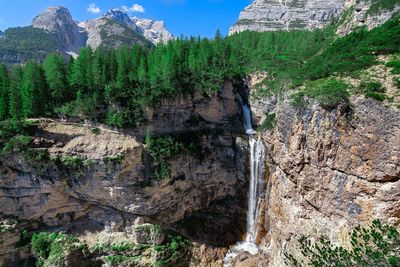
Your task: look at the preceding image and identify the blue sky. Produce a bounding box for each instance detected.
[0,0,252,37]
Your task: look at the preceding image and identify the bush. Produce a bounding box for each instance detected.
[1,135,31,155]
[361,81,385,93]
[285,219,400,267]
[91,127,101,135]
[31,232,85,266]
[145,134,185,181]
[386,59,400,74]
[258,113,277,131]
[292,79,350,108]
[393,77,400,89]
[365,92,386,101]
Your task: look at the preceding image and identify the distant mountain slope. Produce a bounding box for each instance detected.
[79,10,151,49]
[131,16,174,44]
[0,26,60,65]
[0,6,174,65]
[230,0,400,35]
[0,31,3,38]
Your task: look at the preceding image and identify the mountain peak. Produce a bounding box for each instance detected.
[131,17,174,44]
[32,6,87,53]
[102,9,138,30]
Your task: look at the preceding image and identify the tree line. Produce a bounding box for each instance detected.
[0,15,398,129]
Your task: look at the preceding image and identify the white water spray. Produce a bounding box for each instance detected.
[223,99,266,266]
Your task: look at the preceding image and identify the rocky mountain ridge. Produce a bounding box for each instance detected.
[1,6,174,58]
[230,0,400,34]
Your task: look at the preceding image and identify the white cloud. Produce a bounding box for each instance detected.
[119,3,145,13]
[87,3,101,14]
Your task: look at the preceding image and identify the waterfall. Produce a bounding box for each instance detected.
[242,103,265,244]
[223,101,266,266]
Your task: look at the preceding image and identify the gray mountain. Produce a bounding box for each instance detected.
[131,16,174,44]
[79,10,150,49]
[229,0,400,35]
[79,10,174,49]
[32,6,87,54]
[0,6,174,64]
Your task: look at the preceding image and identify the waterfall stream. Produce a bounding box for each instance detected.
[223,100,266,266]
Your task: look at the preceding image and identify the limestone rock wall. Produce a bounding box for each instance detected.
[0,82,247,266]
[250,92,400,266]
[230,0,400,35]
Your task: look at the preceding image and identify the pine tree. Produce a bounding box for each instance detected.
[116,46,131,90]
[8,66,24,126]
[70,47,93,96]
[0,64,10,120]
[21,61,48,117]
[43,53,68,106]
[137,57,147,84]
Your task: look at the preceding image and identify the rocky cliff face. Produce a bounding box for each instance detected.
[230,0,400,34]
[243,69,400,266]
[32,6,87,53]
[0,82,247,266]
[230,0,346,34]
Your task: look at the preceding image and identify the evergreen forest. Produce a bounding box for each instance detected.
[0,16,399,129]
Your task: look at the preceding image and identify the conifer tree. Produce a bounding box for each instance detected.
[8,66,24,126]
[43,53,68,106]
[21,61,48,117]
[0,64,10,120]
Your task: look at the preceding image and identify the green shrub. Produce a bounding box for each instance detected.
[105,153,124,163]
[104,255,140,266]
[285,219,400,267]
[1,135,31,155]
[91,127,101,135]
[365,92,386,101]
[386,59,400,74]
[60,156,84,168]
[258,113,277,131]
[393,77,400,89]
[293,79,350,108]
[361,81,385,93]
[31,232,85,267]
[145,134,185,181]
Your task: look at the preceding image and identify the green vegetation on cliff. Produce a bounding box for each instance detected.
[0,16,399,128]
[285,220,400,267]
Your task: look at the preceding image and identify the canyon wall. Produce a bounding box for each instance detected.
[247,84,400,266]
[0,82,248,266]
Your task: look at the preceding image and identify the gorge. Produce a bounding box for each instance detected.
[0,0,399,266]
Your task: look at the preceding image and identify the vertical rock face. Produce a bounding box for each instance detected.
[250,92,400,266]
[0,83,248,266]
[131,17,174,44]
[230,0,346,34]
[230,0,400,35]
[32,6,87,53]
